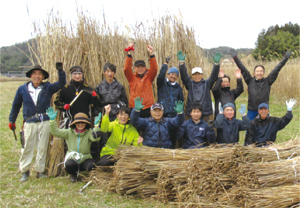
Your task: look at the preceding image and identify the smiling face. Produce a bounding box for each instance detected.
[192,72,203,82]
[103,68,115,83]
[221,77,230,88]
[167,72,178,83]
[253,66,265,80]
[135,65,147,75]
[117,111,129,125]
[150,108,164,122]
[31,70,45,87]
[224,107,235,120]
[190,108,202,123]
[71,72,83,82]
[75,122,86,131]
[258,107,269,120]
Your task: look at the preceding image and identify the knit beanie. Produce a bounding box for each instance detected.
[168,67,179,75]
[223,103,235,110]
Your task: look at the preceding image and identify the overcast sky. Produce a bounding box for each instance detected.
[1,0,299,49]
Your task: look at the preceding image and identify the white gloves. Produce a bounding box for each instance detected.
[286,98,297,111]
[219,102,223,114]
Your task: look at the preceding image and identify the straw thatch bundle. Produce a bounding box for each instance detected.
[46,137,65,176]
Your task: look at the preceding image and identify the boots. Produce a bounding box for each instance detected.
[69,174,77,183]
[36,172,48,179]
[20,170,30,182]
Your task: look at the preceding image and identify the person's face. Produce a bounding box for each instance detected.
[224,107,235,120]
[221,77,230,88]
[190,108,202,122]
[135,65,146,75]
[192,72,203,82]
[117,111,129,125]
[71,72,83,82]
[258,108,269,120]
[103,68,115,82]
[150,108,164,122]
[31,70,45,87]
[253,66,265,80]
[167,72,178,83]
[75,122,86,131]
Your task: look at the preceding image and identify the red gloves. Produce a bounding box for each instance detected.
[64,104,71,110]
[124,46,134,52]
[91,91,97,97]
[9,123,16,130]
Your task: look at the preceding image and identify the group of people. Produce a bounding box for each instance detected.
[9,43,296,183]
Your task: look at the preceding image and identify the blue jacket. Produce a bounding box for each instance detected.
[130,108,185,148]
[179,63,219,116]
[9,70,66,123]
[177,118,216,149]
[157,64,184,117]
[214,114,250,144]
[244,111,293,146]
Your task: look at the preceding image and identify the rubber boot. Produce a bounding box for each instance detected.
[20,170,29,182]
[69,174,77,183]
[36,172,47,179]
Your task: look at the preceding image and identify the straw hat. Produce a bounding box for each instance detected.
[69,113,92,128]
[26,65,49,79]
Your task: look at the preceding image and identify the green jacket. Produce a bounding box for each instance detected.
[49,121,101,164]
[100,115,141,157]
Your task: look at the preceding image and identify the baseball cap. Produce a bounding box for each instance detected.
[258,103,269,110]
[134,60,146,67]
[151,103,164,110]
[192,67,203,74]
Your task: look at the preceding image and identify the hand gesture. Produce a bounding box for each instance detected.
[56,62,63,71]
[286,98,297,111]
[229,49,237,59]
[8,123,16,131]
[165,56,172,64]
[134,97,144,111]
[238,104,246,116]
[147,45,154,55]
[125,43,135,54]
[219,102,223,114]
[46,107,58,120]
[219,68,225,78]
[174,100,184,113]
[104,105,111,116]
[284,50,292,59]
[177,50,186,62]
[138,136,143,145]
[235,68,241,78]
[94,112,102,126]
[213,51,222,64]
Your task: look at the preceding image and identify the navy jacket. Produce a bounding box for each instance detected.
[130,109,185,148]
[212,78,244,118]
[233,56,289,111]
[9,70,66,123]
[180,63,219,116]
[214,114,250,144]
[157,64,184,117]
[244,111,293,146]
[177,118,216,149]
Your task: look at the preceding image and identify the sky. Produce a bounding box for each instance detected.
[1,0,299,49]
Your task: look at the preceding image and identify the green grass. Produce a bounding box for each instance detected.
[0,81,170,208]
[1,81,299,207]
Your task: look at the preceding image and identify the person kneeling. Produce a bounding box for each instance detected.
[97,105,142,166]
[47,107,101,183]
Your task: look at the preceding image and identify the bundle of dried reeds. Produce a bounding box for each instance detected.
[46,137,65,177]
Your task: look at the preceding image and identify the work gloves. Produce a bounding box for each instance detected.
[165,56,172,63]
[229,49,238,59]
[213,51,222,64]
[64,104,71,110]
[94,112,102,127]
[238,104,246,116]
[134,97,145,111]
[173,100,184,113]
[8,123,16,131]
[284,50,292,59]
[218,102,223,114]
[56,62,63,71]
[177,51,186,62]
[286,98,297,111]
[46,107,58,120]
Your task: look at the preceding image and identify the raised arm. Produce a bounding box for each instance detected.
[147,45,158,82]
[123,43,135,82]
[47,107,69,140]
[49,62,66,93]
[267,51,291,85]
[130,97,148,130]
[229,49,252,85]
[232,68,244,99]
[157,64,168,88]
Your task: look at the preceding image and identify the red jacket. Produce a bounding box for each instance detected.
[124,55,158,109]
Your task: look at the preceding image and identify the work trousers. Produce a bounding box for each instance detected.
[19,120,50,173]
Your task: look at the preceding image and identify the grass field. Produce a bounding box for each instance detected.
[0,81,299,207]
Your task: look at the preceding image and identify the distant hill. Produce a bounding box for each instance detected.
[202,46,254,59]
